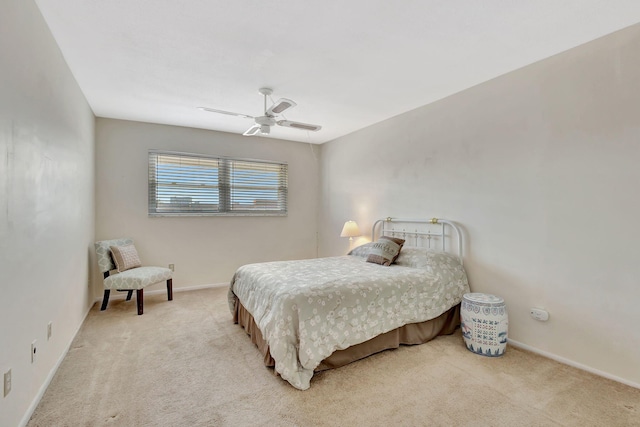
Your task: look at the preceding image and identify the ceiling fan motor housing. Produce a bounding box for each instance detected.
[255,115,276,126]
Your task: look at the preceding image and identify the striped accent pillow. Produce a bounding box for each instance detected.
[366,236,405,266]
[110,244,142,272]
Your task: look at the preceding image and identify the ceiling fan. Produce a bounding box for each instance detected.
[199,88,322,136]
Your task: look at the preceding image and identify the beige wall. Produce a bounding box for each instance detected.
[319,25,640,386]
[95,118,319,294]
[0,1,96,426]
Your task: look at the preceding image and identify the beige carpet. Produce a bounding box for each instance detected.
[28,287,639,427]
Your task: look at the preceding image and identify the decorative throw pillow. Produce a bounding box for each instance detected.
[379,236,405,263]
[110,244,142,272]
[366,236,405,266]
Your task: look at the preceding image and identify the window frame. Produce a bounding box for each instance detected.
[148,150,288,217]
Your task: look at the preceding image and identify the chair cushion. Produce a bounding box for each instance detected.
[104,266,172,290]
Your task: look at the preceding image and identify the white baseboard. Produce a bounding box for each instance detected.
[20,300,95,427]
[508,339,640,390]
[94,282,228,302]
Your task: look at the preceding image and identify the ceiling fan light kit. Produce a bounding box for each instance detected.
[200,88,322,137]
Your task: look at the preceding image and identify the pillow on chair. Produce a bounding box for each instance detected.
[110,244,142,272]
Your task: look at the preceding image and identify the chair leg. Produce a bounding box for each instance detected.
[167,279,173,301]
[100,290,111,311]
[125,290,133,301]
[136,289,144,315]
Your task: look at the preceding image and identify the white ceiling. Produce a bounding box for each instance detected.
[34,1,640,144]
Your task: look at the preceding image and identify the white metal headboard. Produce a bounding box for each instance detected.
[371,217,463,264]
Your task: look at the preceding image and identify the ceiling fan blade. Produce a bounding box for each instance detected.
[198,107,253,119]
[243,124,261,136]
[266,98,297,116]
[277,120,322,132]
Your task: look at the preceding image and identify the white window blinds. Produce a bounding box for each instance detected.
[148,151,288,216]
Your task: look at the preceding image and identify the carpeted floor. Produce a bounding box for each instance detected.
[28,287,639,426]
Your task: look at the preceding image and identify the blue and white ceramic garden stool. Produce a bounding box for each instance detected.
[460,293,508,357]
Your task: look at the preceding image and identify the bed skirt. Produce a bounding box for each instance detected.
[232,297,461,372]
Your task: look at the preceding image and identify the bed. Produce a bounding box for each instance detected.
[227,218,470,390]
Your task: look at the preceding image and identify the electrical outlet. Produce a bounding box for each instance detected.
[169,264,174,272]
[530,308,549,321]
[3,369,11,397]
[31,340,37,363]
[47,321,52,340]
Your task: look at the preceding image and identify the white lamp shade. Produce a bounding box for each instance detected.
[340,220,361,238]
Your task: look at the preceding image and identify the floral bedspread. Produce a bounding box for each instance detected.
[228,253,469,390]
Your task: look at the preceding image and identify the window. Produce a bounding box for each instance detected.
[148,150,288,216]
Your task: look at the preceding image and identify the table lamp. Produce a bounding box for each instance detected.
[340,220,361,241]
